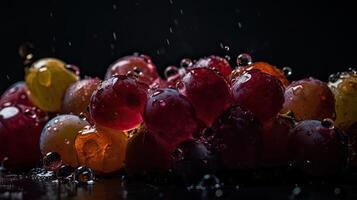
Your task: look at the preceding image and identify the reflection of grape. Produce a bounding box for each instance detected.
[178,68,232,126]
[231,70,284,123]
[89,76,148,131]
[282,78,336,121]
[289,120,347,176]
[328,71,357,132]
[25,58,79,112]
[40,114,89,167]
[211,105,262,170]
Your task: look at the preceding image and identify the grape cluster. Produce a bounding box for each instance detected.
[0,53,354,180]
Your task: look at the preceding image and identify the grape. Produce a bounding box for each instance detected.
[328,71,357,132]
[89,75,148,131]
[178,68,232,126]
[231,62,289,86]
[231,70,284,123]
[190,56,232,80]
[0,82,34,107]
[172,139,211,180]
[0,104,47,169]
[288,120,347,176]
[25,58,79,112]
[261,118,290,166]
[282,77,335,121]
[40,114,89,167]
[125,126,172,175]
[75,126,128,174]
[61,78,100,116]
[210,105,263,170]
[105,55,159,85]
[143,88,199,146]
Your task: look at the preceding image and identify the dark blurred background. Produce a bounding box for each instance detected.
[1,0,356,92]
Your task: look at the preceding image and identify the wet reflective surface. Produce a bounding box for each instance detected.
[2,172,357,200]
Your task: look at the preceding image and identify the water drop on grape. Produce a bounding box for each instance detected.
[321,118,335,129]
[236,53,252,67]
[164,66,179,79]
[65,64,80,76]
[180,58,193,68]
[43,152,62,171]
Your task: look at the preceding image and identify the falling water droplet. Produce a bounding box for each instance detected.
[282,66,292,77]
[43,152,62,171]
[236,53,252,67]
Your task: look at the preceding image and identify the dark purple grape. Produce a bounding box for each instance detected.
[210,105,263,170]
[289,120,347,176]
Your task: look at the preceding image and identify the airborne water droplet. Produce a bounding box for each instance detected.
[236,53,252,67]
[282,66,292,77]
[164,66,179,79]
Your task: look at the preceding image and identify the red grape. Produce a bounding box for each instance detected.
[190,56,232,80]
[231,70,284,123]
[282,78,335,121]
[143,88,199,146]
[125,126,172,175]
[0,104,47,169]
[61,78,101,116]
[289,119,347,176]
[89,75,148,131]
[261,118,290,166]
[105,55,159,85]
[178,68,232,127]
[210,105,263,170]
[0,82,34,107]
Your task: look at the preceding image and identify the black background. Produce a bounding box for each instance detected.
[1,0,356,92]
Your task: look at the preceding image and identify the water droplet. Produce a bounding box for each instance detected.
[73,166,95,185]
[65,64,80,76]
[180,58,193,68]
[56,164,74,180]
[169,27,173,33]
[282,66,292,77]
[238,22,242,29]
[166,39,170,46]
[321,118,334,129]
[169,0,174,4]
[196,174,221,190]
[329,73,340,83]
[171,148,184,161]
[164,66,179,79]
[348,67,357,74]
[224,55,231,61]
[292,186,301,195]
[236,53,252,67]
[334,187,342,195]
[112,4,117,10]
[43,152,62,171]
[0,106,20,119]
[24,108,37,119]
[112,32,117,41]
[215,189,223,197]
[152,90,163,97]
[68,41,72,46]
